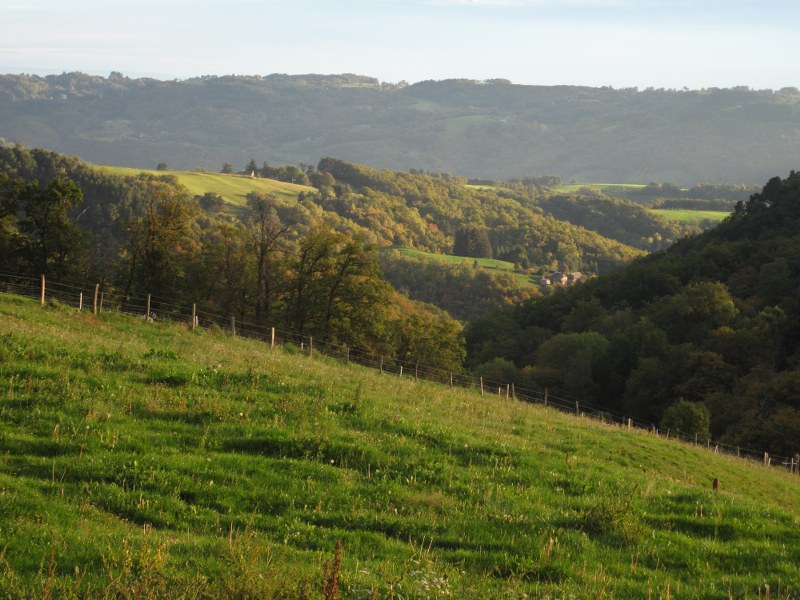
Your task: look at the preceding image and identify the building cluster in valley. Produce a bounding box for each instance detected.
[539,271,583,287]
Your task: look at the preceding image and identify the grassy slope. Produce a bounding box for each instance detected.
[385,247,538,289]
[648,208,731,226]
[1,294,799,598]
[98,165,315,206]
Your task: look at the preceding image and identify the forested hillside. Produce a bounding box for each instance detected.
[2,146,687,324]
[2,72,800,184]
[465,170,800,457]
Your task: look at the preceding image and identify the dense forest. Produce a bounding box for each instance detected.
[2,72,800,184]
[465,170,800,456]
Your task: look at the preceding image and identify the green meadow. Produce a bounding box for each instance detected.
[2,294,799,598]
[386,247,538,288]
[98,166,314,206]
[648,209,731,226]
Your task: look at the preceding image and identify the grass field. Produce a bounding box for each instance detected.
[386,247,538,288]
[1,293,799,597]
[649,209,731,226]
[98,165,315,207]
[551,183,647,195]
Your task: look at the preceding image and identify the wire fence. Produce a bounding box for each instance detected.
[3,271,799,476]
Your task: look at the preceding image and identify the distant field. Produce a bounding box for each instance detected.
[552,182,646,195]
[649,209,731,226]
[97,165,315,206]
[386,247,538,288]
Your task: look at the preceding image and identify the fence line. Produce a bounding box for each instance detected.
[2,271,798,476]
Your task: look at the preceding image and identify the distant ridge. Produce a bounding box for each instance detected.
[2,72,799,183]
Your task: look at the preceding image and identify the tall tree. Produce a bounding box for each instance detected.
[245,192,288,325]
[121,178,197,300]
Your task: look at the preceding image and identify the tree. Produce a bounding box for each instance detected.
[453,226,492,258]
[17,177,86,280]
[121,178,197,300]
[244,159,259,176]
[390,309,466,372]
[220,162,234,174]
[156,162,168,171]
[286,226,391,348]
[197,192,225,212]
[661,399,710,439]
[245,193,288,324]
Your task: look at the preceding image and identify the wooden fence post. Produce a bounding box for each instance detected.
[345,346,349,362]
[271,327,275,349]
[93,284,99,315]
[480,377,484,396]
[191,303,196,330]
[764,452,770,466]
[399,365,403,377]
[145,294,151,320]
[380,355,384,374]
[230,315,236,337]
[40,274,45,306]
[309,337,313,357]
[505,384,510,400]
[511,383,515,400]
[78,292,83,311]
[415,363,419,382]
[450,373,453,388]
[627,418,632,430]
[575,401,580,416]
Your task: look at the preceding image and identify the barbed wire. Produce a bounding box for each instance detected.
[1,271,797,474]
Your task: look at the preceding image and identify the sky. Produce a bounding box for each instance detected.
[1,0,798,90]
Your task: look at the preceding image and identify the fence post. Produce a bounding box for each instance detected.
[627,418,632,430]
[145,294,151,320]
[191,303,196,330]
[309,337,313,357]
[511,383,515,400]
[415,363,419,382]
[575,401,580,416]
[505,384,510,400]
[78,292,83,311]
[93,284,99,315]
[544,389,548,407]
[764,452,770,466]
[230,315,236,337]
[271,327,275,349]
[40,274,45,306]
[450,373,453,388]
[480,377,484,396]
[345,346,349,362]
[399,365,403,377]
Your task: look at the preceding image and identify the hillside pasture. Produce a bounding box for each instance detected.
[98,165,314,206]
[386,246,538,288]
[0,293,799,597]
[648,208,731,226]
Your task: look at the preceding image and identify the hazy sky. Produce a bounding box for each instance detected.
[1,0,798,89]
